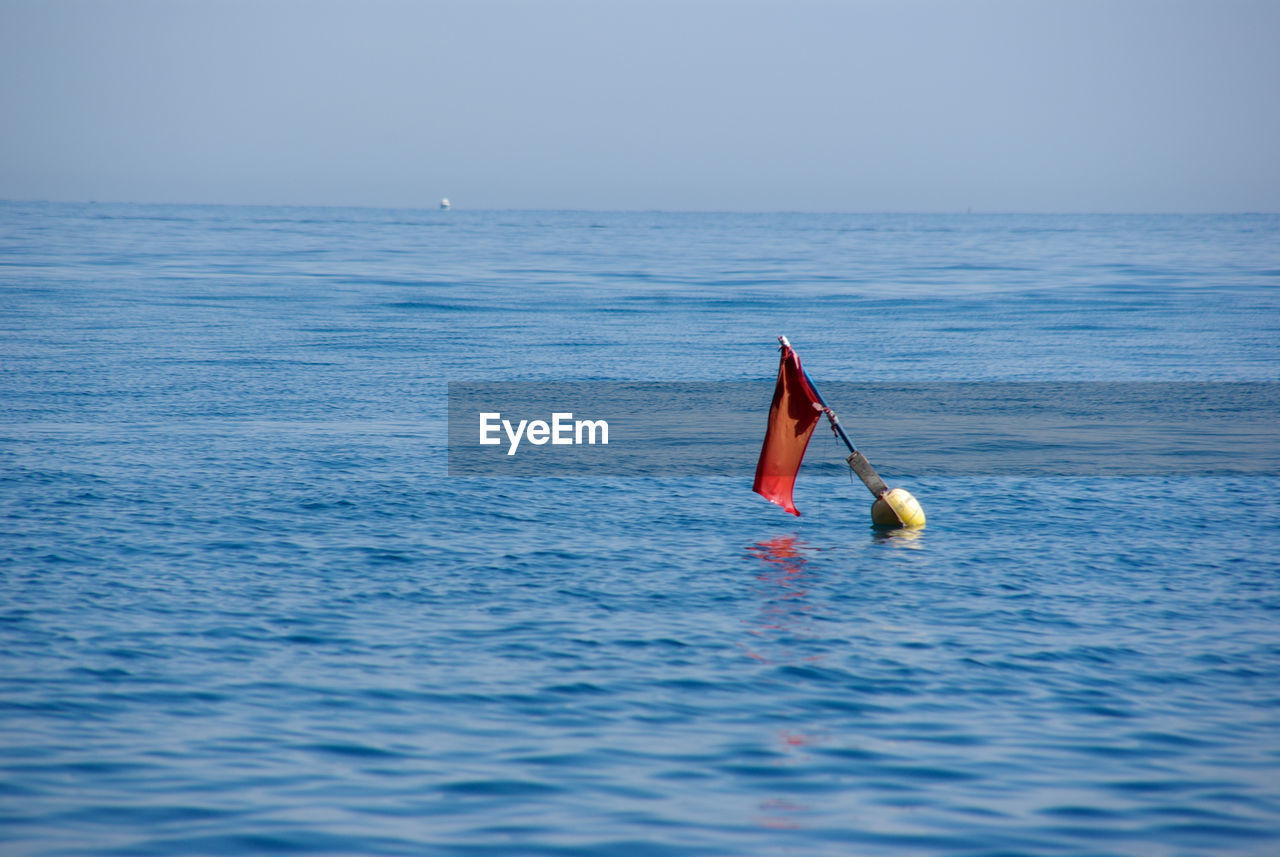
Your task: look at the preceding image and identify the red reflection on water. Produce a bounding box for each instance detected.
[742,536,828,832]
[754,797,810,830]
[741,536,818,664]
[748,535,808,580]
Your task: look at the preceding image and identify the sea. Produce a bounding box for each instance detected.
[2,202,1279,856]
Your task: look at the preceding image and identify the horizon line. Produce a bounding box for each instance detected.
[2,197,1278,217]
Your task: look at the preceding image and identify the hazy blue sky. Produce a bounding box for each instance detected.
[1,0,1276,211]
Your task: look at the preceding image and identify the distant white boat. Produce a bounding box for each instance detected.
[440,198,451,210]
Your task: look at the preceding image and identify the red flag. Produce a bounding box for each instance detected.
[753,342,824,515]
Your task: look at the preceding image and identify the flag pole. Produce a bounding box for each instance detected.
[777,335,889,499]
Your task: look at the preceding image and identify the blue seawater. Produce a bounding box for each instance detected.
[2,203,1279,856]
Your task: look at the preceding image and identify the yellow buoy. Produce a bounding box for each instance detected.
[871,488,926,529]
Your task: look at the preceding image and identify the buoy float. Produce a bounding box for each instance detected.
[871,487,926,529]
